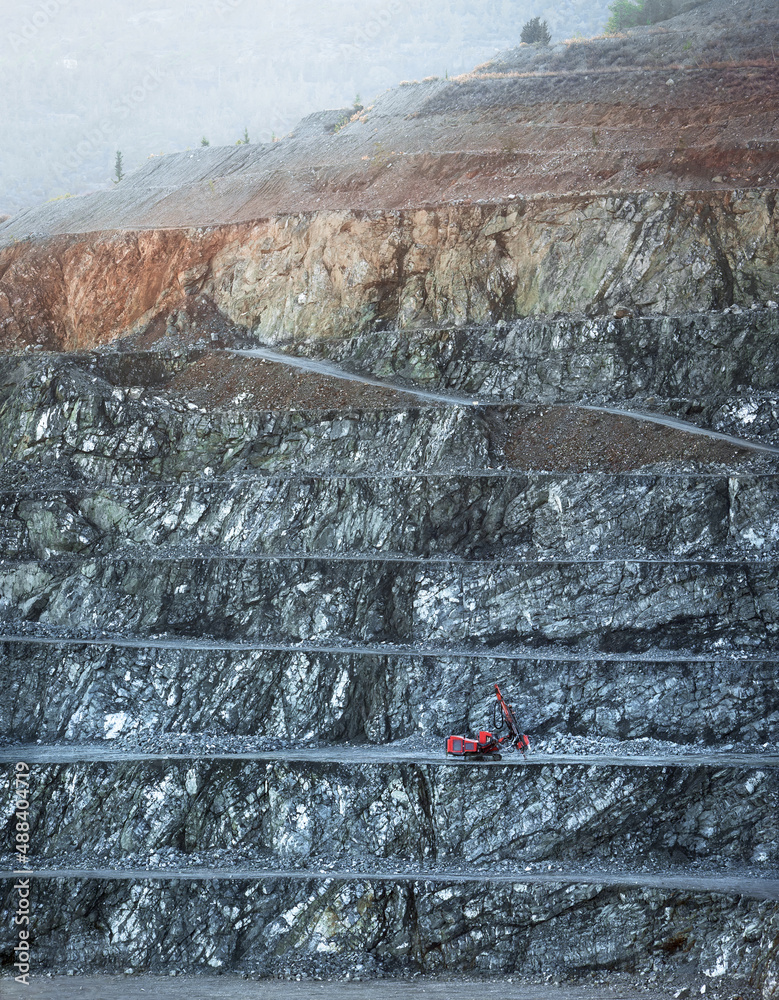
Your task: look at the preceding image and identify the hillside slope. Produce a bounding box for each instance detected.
[0,0,777,353]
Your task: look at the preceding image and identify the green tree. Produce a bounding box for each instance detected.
[606,0,644,31]
[201,137,210,146]
[112,150,124,184]
[520,16,551,44]
[606,0,674,31]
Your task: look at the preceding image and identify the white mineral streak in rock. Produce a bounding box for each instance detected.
[103,711,129,739]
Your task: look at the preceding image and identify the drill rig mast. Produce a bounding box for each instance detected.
[446,684,529,760]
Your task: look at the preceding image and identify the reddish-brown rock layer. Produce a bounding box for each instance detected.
[1,191,777,352]
[0,2,777,351]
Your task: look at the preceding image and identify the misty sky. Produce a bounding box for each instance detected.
[1,0,614,216]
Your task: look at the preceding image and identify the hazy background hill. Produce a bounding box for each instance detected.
[1,0,613,217]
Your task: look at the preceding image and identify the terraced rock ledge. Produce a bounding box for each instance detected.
[2,0,779,996]
[1,330,777,996]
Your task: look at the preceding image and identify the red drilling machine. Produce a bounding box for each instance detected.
[446,684,529,760]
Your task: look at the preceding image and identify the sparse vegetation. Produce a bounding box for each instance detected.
[474,12,762,81]
[521,17,551,45]
[201,137,210,146]
[606,0,643,32]
[1,0,770,218]
[235,128,250,145]
[370,141,391,168]
[112,151,124,184]
[605,0,676,33]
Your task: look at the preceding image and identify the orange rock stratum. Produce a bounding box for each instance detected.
[0,0,777,351]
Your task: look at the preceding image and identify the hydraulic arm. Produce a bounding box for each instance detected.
[445,684,529,760]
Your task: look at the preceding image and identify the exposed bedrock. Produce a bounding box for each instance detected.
[2,5,778,991]
[2,644,777,747]
[0,355,765,485]
[2,475,778,562]
[8,308,778,443]
[1,558,776,653]
[0,355,489,480]
[2,760,776,870]
[262,308,779,445]
[1,878,776,985]
[294,308,779,402]
[1,190,778,352]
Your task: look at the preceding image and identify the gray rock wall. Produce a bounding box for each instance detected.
[265,308,779,445]
[2,474,778,561]
[1,557,776,654]
[1,309,777,994]
[2,644,777,746]
[1,878,776,983]
[2,760,775,870]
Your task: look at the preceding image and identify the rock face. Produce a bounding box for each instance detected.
[1,0,778,351]
[7,760,778,869]
[1,326,778,994]
[1,191,778,351]
[3,643,778,747]
[3,877,776,982]
[1,0,778,995]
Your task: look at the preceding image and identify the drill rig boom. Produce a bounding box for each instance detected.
[446,684,529,759]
